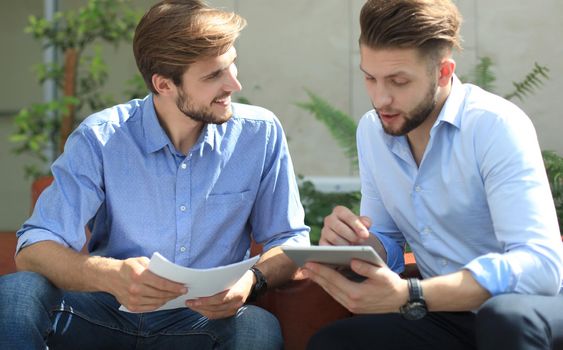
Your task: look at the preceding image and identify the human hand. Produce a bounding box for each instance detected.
[111,257,187,312]
[320,206,372,246]
[185,269,255,319]
[303,259,408,314]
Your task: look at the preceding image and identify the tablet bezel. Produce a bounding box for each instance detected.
[281,245,386,268]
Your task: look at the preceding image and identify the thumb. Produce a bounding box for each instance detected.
[359,216,372,229]
[350,259,377,279]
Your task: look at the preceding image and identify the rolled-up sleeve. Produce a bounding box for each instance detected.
[249,115,310,251]
[16,126,105,254]
[464,108,562,296]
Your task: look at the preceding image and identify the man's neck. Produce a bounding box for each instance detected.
[153,94,204,155]
[407,83,452,167]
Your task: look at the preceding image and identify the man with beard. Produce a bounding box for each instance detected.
[304,0,563,349]
[0,1,309,349]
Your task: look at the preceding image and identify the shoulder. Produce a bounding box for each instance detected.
[231,103,279,125]
[77,97,146,143]
[459,84,532,133]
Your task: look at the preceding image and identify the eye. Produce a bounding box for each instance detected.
[364,75,375,81]
[391,79,409,86]
[206,71,222,81]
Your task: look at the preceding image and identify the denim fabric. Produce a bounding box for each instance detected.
[0,272,62,350]
[0,272,283,349]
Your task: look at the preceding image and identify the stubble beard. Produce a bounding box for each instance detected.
[377,80,438,136]
[175,89,232,125]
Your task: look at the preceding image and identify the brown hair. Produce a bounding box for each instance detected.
[359,0,462,62]
[133,0,247,94]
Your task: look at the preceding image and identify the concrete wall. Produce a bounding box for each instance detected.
[1,0,562,230]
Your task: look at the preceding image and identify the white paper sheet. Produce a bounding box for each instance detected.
[120,252,259,312]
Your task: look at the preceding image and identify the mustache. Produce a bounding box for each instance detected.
[214,92,231,101]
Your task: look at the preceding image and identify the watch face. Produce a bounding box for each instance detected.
[402,302,427,321]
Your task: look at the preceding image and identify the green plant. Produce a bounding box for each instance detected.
[299,177,361,244]
[10,0,144,179]
[542,151,563,232]
[462,57,550,101]
[296,90,359,170]
[299,57,562,236]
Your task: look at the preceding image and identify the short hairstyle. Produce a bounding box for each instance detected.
[133,0,247,94]
[359,0,462,61]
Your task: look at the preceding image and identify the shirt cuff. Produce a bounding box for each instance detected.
[464,252,520,296]
[371,231,404,274]
[16,229,71,255]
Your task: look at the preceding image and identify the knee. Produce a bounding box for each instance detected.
[0,271,62,317]
[232,305,283,349]
[477,294,531,331]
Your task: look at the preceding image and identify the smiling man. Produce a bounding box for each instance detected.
[304,0,563,349]
[0,1,309,349]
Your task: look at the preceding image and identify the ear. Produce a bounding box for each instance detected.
[152,74,176,95]
[438,58,456,87]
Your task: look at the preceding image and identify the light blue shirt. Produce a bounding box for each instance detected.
[17,95,310,268]
[357,76,562,296]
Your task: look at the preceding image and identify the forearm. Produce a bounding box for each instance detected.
[421,269,491,311]
[255,246,298,288]
[15,240,120,293]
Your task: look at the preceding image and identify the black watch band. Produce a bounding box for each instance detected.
[400,278,428,320]
[248,266,268,302]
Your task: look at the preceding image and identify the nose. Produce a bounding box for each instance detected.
[370,84,392,110]
[224,64,242,92]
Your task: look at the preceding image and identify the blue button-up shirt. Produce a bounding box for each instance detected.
[357,76,562,296]
[17,96,310,268]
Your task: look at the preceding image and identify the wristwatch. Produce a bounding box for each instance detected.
[248,266,268,302]
[399,278,428,320]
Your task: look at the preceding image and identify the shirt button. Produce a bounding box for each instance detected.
[441,259,448,266]
[180,246,186,252]
[180,205,187,212]
[415,186,422,192]
[423,227,431,234]
[181,163,187,169]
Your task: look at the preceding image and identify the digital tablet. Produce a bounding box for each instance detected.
[281,245,386,268]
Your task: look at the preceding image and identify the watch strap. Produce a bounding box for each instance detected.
[407,278,423,302]
[248,266,267,302]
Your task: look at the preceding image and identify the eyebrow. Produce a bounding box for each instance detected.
[201,56,237,80]
[359,65,411,79]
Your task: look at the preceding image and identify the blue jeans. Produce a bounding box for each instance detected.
[0,272,283,350]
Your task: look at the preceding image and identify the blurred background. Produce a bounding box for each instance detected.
[1,0,562,231]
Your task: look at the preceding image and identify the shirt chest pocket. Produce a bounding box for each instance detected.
[201,190,254,260]
[206,190,252,206]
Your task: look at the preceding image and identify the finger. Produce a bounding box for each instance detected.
[140,270,187,295]
[350,259,379,279]
[320,224,355,246]
[333,207,370,241]
[303,263,355,308]
[359,216,372,229]
[187,290,230,308]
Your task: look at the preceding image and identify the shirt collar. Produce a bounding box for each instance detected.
[142,94,217,154]
[433,74,465,129]
[382,74,466,149]
[142,94,171,154]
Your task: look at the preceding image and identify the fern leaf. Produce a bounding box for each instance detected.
[297,90,358,169]
[504,63,550,101]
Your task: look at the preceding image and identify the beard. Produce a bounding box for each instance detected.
[376,80,438,136]
[175,89,232,125]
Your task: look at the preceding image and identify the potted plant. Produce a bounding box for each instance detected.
[10,0,144,203]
